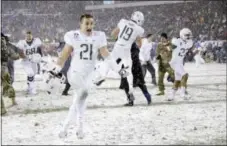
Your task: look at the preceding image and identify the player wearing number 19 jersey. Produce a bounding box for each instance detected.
[168,28,193,100]
[111,11,148,106]
[16,31,43,95]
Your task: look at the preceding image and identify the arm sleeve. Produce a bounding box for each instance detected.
[36,38,42,47]
[9,46,20,60]
[117,19,124,28]
[16,40,23,50]
[138,28,145,38]
[36,38,43,56]
[8,43,19,53]
[64,31,74,47]
[99,32,108,49]
[37,47,43,56]
[171,38,178,50]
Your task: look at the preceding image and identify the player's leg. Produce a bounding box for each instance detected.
[194,54,200,68]
[156,69,165,96]
[59,71,90,139]
[7,60,15,84]
[146,61,157,85]
[199,54,205,64]
[141,64,147,78]
[124,58,136,106]
[124,72,135,106]
[1,97,7,115]
[119,76,131,102]
[62,82,71,96]
[168,63,181,101]
[132,58,152,104]
[2,70,16,105]
[168,80,181,101]
[138,83,152,104]
[177,64,189,99]
[59,88,86,138]
[59,94,77,136]
[22,61,36,94]
[166,64,175,82]
[75,88,88,139]
[180,73,189,99]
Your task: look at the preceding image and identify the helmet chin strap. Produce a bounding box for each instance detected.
[130,19,137,24]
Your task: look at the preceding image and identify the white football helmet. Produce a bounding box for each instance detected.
[180,28,193,41]
[131,11,144,26]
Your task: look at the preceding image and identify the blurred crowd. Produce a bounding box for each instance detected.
[2,1,227,63]
[2,1,226,41]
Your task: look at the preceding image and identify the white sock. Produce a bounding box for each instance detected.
[180,87,186,97]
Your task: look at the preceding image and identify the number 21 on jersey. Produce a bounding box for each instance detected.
[80,44,93,60]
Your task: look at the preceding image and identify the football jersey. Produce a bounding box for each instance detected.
[112,19,144,59]
[17,38,42,61]
[116,19,144,48]
[170,37,193,64]
[64,30,107,74]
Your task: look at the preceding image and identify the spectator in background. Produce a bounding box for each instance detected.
[156,33,174,96]
[140,34,157,85]
[5,35,21,84]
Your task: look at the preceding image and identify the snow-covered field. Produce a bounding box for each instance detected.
[1,60,226,145]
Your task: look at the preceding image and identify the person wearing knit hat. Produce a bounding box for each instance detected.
[155,32,175,96]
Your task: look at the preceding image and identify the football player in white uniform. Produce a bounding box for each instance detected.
[168,28,194,100]
[50,14,113,139]
[16,31,43,95]
[110,11,147,106]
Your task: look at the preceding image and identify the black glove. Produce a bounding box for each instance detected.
[156,55,161,60]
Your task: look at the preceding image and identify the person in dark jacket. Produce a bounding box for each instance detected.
[119,42,152,106]
[1,33,24,115]
[4,35,20,84]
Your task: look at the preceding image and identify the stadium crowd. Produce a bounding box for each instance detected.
[2,1,227,63]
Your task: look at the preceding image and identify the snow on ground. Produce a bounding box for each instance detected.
[1,60,226,145]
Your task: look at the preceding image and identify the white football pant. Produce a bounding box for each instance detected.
[60,69,94,138]
[169,62,186,81]
[194,54,205,68]
[21,60,38,93]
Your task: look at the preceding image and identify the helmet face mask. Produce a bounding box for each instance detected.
[131,11,144,26]
[180,28,193,41]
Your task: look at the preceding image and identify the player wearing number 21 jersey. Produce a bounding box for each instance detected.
[16,31,43,95]
[53,14,113,139]
[168,28,193,101]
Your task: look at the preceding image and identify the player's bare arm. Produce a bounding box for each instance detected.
[136,36,142,48]
[57,44,73,67]
[111,27,120,40]
[99,46,110,58]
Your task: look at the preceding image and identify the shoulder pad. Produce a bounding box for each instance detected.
[171,37,179,46]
